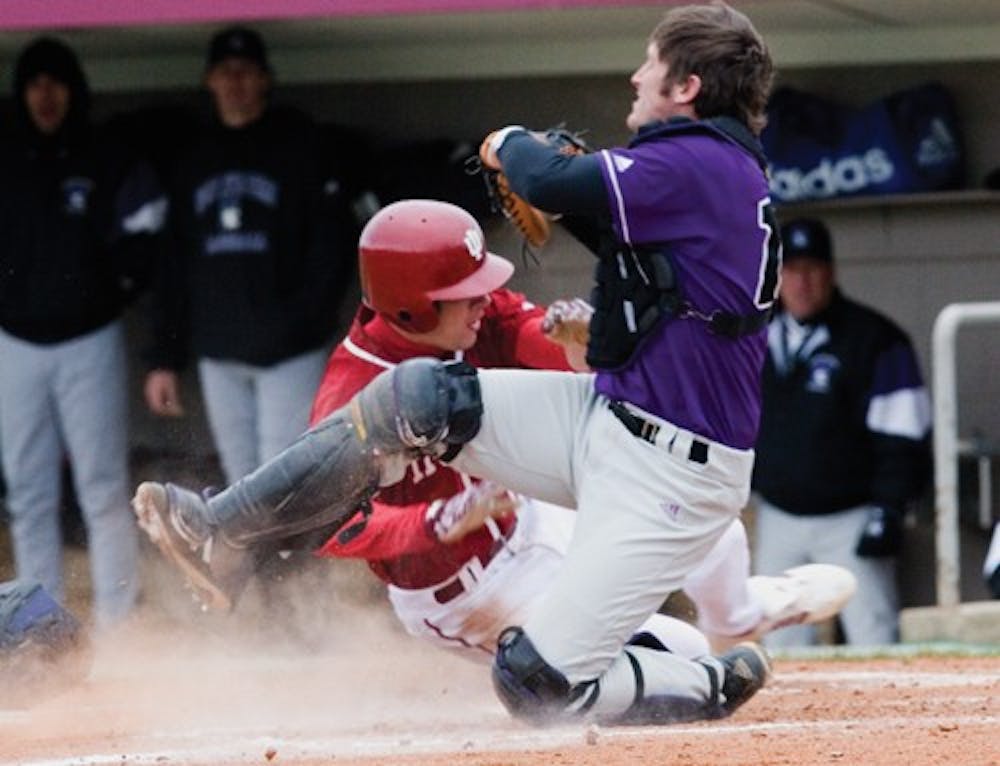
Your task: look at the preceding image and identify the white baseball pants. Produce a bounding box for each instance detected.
[452,369,755,717]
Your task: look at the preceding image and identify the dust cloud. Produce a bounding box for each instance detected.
[0,554,506,762]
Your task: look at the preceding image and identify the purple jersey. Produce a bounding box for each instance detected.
[595,128,776,449]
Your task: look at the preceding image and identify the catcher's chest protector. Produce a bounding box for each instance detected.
[0,580,91,708]
[587,241,683,370]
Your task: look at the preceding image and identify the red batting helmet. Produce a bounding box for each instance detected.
[359,199,514,333]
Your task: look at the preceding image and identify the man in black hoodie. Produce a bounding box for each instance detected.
[0,38,167,628]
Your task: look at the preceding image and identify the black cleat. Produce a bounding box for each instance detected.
[716,641,772,716]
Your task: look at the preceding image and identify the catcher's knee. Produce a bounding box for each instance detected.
[0,581,91,709]
[491,627,575,724]
[353,358,482,458]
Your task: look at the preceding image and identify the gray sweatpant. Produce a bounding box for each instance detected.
[198,348,329,484]
[0,321,138,628]
[753,497,898,647]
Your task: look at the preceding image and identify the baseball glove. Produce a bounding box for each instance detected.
[487,170,551,249]
[472,126,590,252]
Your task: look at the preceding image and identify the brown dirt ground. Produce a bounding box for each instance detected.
[2,597,997,766]
[2,530,998,766]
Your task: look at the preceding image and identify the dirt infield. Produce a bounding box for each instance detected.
[2,601,998,766]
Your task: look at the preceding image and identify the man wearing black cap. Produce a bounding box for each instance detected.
[141,28,357,596]
[0,38,167,629]
[751,217,932,647]
[143,27,355,482]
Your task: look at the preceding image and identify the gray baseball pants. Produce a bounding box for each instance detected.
[198,347,329,484]
[753,497,898,647]
[0,321,138,628]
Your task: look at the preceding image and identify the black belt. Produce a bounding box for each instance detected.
[432,519,516,604]
[608,400,709,465]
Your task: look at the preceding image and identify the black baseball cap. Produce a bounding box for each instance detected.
[781,218,833,264]
[206,26,271,73]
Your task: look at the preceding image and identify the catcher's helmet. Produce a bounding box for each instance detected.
[359,199,514,333]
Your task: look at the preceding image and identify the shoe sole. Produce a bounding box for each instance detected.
[748,564,858,636]
[132,483,233,612]
[705,565,857,652]
[782,563,858,625]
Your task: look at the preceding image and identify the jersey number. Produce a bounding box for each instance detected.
[754,197,782,310]
[408,455,438,484]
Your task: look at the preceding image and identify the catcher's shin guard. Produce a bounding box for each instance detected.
[492,627,574,725]
[352,358,483,460]
[206,407,382,546]
[0,581,90,709]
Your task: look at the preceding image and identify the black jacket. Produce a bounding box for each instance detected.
[149,106,357,369]
[752,289,932,515]
[0,44,165,344]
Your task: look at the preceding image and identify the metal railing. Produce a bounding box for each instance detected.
[931,301,1000,607]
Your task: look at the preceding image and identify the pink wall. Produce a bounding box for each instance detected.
[0,0,664,31]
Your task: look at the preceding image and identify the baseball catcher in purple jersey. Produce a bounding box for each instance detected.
[132,3,784,726]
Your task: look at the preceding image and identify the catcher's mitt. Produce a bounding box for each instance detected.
[488,171,550,249]
[471,126,589,252]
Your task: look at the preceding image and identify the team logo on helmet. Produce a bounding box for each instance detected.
[464,228,484,262]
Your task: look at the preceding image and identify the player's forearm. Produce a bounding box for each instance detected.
[500,133,607,216]
[322,500,439,560]
[868,435,932,508]
[513,316,576,371]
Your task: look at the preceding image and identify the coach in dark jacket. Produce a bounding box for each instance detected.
[143,26,357,485]
[0,38,166,627]
[752,218,931,647]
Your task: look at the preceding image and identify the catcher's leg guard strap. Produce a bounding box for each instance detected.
[206,408,381,546]
[491,627,576,724]
[353,358,482,457]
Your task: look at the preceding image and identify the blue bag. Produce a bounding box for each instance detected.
[762,83,964,203]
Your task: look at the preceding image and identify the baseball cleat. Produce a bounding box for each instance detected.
[716,641,772,716]
[707,564,857,651]
[749,563,858,632]
[131,482,250,612]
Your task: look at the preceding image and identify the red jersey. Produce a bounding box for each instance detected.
[313,288,571,588]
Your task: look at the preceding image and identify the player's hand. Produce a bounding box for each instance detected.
[855,505,904,558]
[144,369,185,417]
[426,482,517,544]
[479,125,525,170]
[542,298,593,371]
